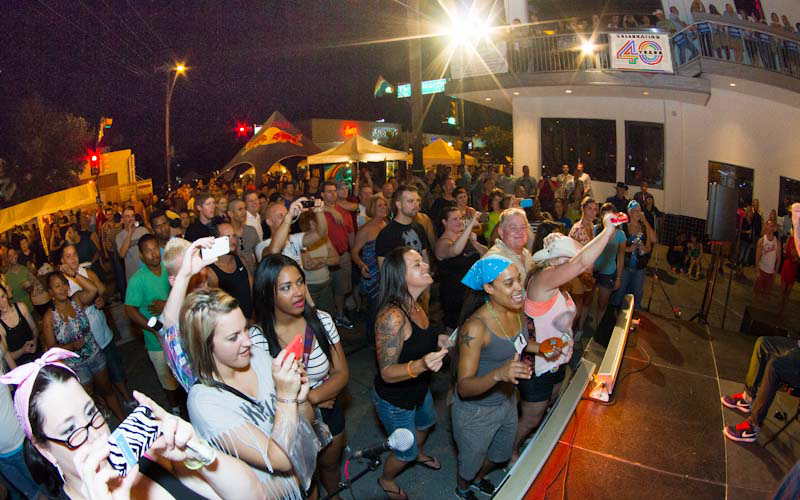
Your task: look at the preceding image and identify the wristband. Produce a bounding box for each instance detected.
[275,396,298,404]
[183,438,217,470]
[407,360,418,378]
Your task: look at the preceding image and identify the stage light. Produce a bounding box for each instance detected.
[729,82,737,87]
[643,91,650,95]
[580,40,596,56]
[565,89,573,94]
[513,91,520,95]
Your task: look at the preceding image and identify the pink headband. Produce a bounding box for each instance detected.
[0,348,78,440]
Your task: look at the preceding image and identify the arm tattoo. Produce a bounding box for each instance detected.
[460,331,475,347]
[376,308,407,370]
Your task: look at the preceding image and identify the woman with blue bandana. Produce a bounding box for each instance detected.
[610,200,656,311]
[513,211,619,460]
[452,255,533,499]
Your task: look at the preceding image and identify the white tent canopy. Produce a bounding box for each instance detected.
[0,183,97,234]
[305,135,406,165]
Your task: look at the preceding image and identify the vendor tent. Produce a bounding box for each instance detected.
[408,138,477,167]
[0,183,97,234]
[305,134,407,165]
[218,111,321,182]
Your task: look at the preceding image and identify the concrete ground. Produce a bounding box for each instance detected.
[23,243,795,500]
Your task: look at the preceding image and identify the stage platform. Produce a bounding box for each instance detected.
[524,313,800,500]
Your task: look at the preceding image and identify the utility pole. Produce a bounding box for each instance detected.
[459,99,465,168]
[407,0,424,178]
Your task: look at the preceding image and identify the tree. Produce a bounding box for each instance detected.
[476,125,512,164]
[0,96,93,207]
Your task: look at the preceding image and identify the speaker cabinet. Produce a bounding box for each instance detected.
[707,183,738,242]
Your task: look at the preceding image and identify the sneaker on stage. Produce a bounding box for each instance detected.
[723,420,758,443]
[721,392,752,413]
[470,478,496,495]
[454,487,480,500]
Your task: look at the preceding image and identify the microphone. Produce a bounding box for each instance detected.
[351,428,414,460]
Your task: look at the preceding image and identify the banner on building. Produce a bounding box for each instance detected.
[610,33,673,73]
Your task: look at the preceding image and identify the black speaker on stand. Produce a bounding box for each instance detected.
[691,183,739,325]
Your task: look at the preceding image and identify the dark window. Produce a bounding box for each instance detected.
[778,176,800,217]
[707,161,754,208]
[541,118,616,182]
[625,121,664,189]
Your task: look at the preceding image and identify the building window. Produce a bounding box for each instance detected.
[779,176,800,217]
[707,161,754,208]
[625,121,664,189]
[541,118,616,182]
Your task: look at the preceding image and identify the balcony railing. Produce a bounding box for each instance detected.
[455,18,800,82]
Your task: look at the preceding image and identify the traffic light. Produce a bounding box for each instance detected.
[90,153,99,176]
[449,99,458,126]
[236,122,250,138]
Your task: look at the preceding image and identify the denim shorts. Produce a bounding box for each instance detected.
[72,351,107,386]
[517,365,566,403]
[371,389,436,462]
[0,443,42,499]
[451,394,517,480]
[594,272,616,290]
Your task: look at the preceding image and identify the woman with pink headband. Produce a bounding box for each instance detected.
[0,348,268,500]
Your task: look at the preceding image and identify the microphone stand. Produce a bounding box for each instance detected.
[321,454,383,500]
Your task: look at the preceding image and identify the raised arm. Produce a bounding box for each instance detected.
[435,212,481,260]
[60,266,97,307]
[529,213,617,299]
[162,238,217,328]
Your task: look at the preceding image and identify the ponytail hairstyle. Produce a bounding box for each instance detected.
[252,254,333,366]
[24,365,77,497]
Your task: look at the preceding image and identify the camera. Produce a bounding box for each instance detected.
[301,198,315,208]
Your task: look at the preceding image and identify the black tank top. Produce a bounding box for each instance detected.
[374,307,438,410]
[209,254,253,318]
[0,303,38,364]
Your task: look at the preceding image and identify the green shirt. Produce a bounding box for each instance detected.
[125,263,170,351]
[4,264,34,314]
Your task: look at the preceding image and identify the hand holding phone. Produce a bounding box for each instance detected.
[284,335,304,365]
[200,236,229,260]
[107,406,160,476]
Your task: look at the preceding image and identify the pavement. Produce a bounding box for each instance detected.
[62,244,800,499]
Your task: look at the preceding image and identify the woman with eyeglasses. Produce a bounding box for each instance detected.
[0,348,267,500]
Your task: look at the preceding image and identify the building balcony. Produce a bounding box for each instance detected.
[447,16,800,112]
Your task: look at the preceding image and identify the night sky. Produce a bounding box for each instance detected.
[1,0,510,185]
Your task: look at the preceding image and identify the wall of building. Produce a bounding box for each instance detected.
[512,85,800,219]
[760,0,800,23]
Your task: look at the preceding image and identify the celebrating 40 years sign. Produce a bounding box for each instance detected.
[610,33,673,73]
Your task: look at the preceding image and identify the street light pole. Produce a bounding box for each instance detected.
[161,63,185,192]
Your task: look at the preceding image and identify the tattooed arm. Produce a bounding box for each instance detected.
[457,315,531,398]
[375,306,448,383]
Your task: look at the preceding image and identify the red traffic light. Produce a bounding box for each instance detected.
[91,154,98,163]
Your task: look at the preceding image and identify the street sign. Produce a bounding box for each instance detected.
[397,79,447,98]
[397,83,411,98]
[422,79,447,95]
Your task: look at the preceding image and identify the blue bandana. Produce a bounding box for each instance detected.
[461,255,513,290]
[628,200,640,212]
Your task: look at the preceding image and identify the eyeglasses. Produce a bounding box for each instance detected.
[45,410,105,450]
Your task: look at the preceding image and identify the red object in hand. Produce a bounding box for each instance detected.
[610,213,628,226]
[284,335,304,364]
[539,337,563,356]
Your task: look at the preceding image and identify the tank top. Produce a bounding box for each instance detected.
[303,241,331,285]
[437,237,479,285]
[468,316,521,406]
[359,240,379,296]
[209,254,253,318]
[0,303,38,365]
[759,236,778,273]
[524,290,576,376]
[51,300,100,368]
[374,308,438,410]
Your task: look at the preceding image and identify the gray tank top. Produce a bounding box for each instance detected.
[469,316,523,406]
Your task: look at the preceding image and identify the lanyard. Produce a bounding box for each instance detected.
[487,302,522,347]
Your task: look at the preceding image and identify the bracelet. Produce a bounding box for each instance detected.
[407,360,418,378]
[275,396,298,404]
[183,438,218,470]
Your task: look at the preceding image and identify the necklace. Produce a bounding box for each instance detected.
[487,302,522,346]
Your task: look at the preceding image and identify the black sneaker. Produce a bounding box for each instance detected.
[470,478,496,495]
[454,487,480,500]
[335,315,354,329]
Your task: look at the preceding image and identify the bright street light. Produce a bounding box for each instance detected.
[175,63,186,73]
[448,13,490,46]
[580,40,595,56]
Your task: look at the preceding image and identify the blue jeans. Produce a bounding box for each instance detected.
[372,389,436,462]
[0,444,42,500]
[611,267,645,310]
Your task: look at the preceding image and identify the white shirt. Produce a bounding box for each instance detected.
[66,267,114,348]
[577,172,592,196]
[255,232,305,265]
[357,203,367,228]
[246,210,264,241]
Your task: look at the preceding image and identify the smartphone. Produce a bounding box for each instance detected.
[284,334,304,364]
[301,199,315,208]
[200,236,229,260]
[447,328,459,349]
[520,198,533,208]
[107,406,160,476]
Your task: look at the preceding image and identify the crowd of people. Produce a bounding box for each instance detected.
[0,160,799,500]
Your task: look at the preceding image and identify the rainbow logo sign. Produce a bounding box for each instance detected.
[615,40,664,66]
